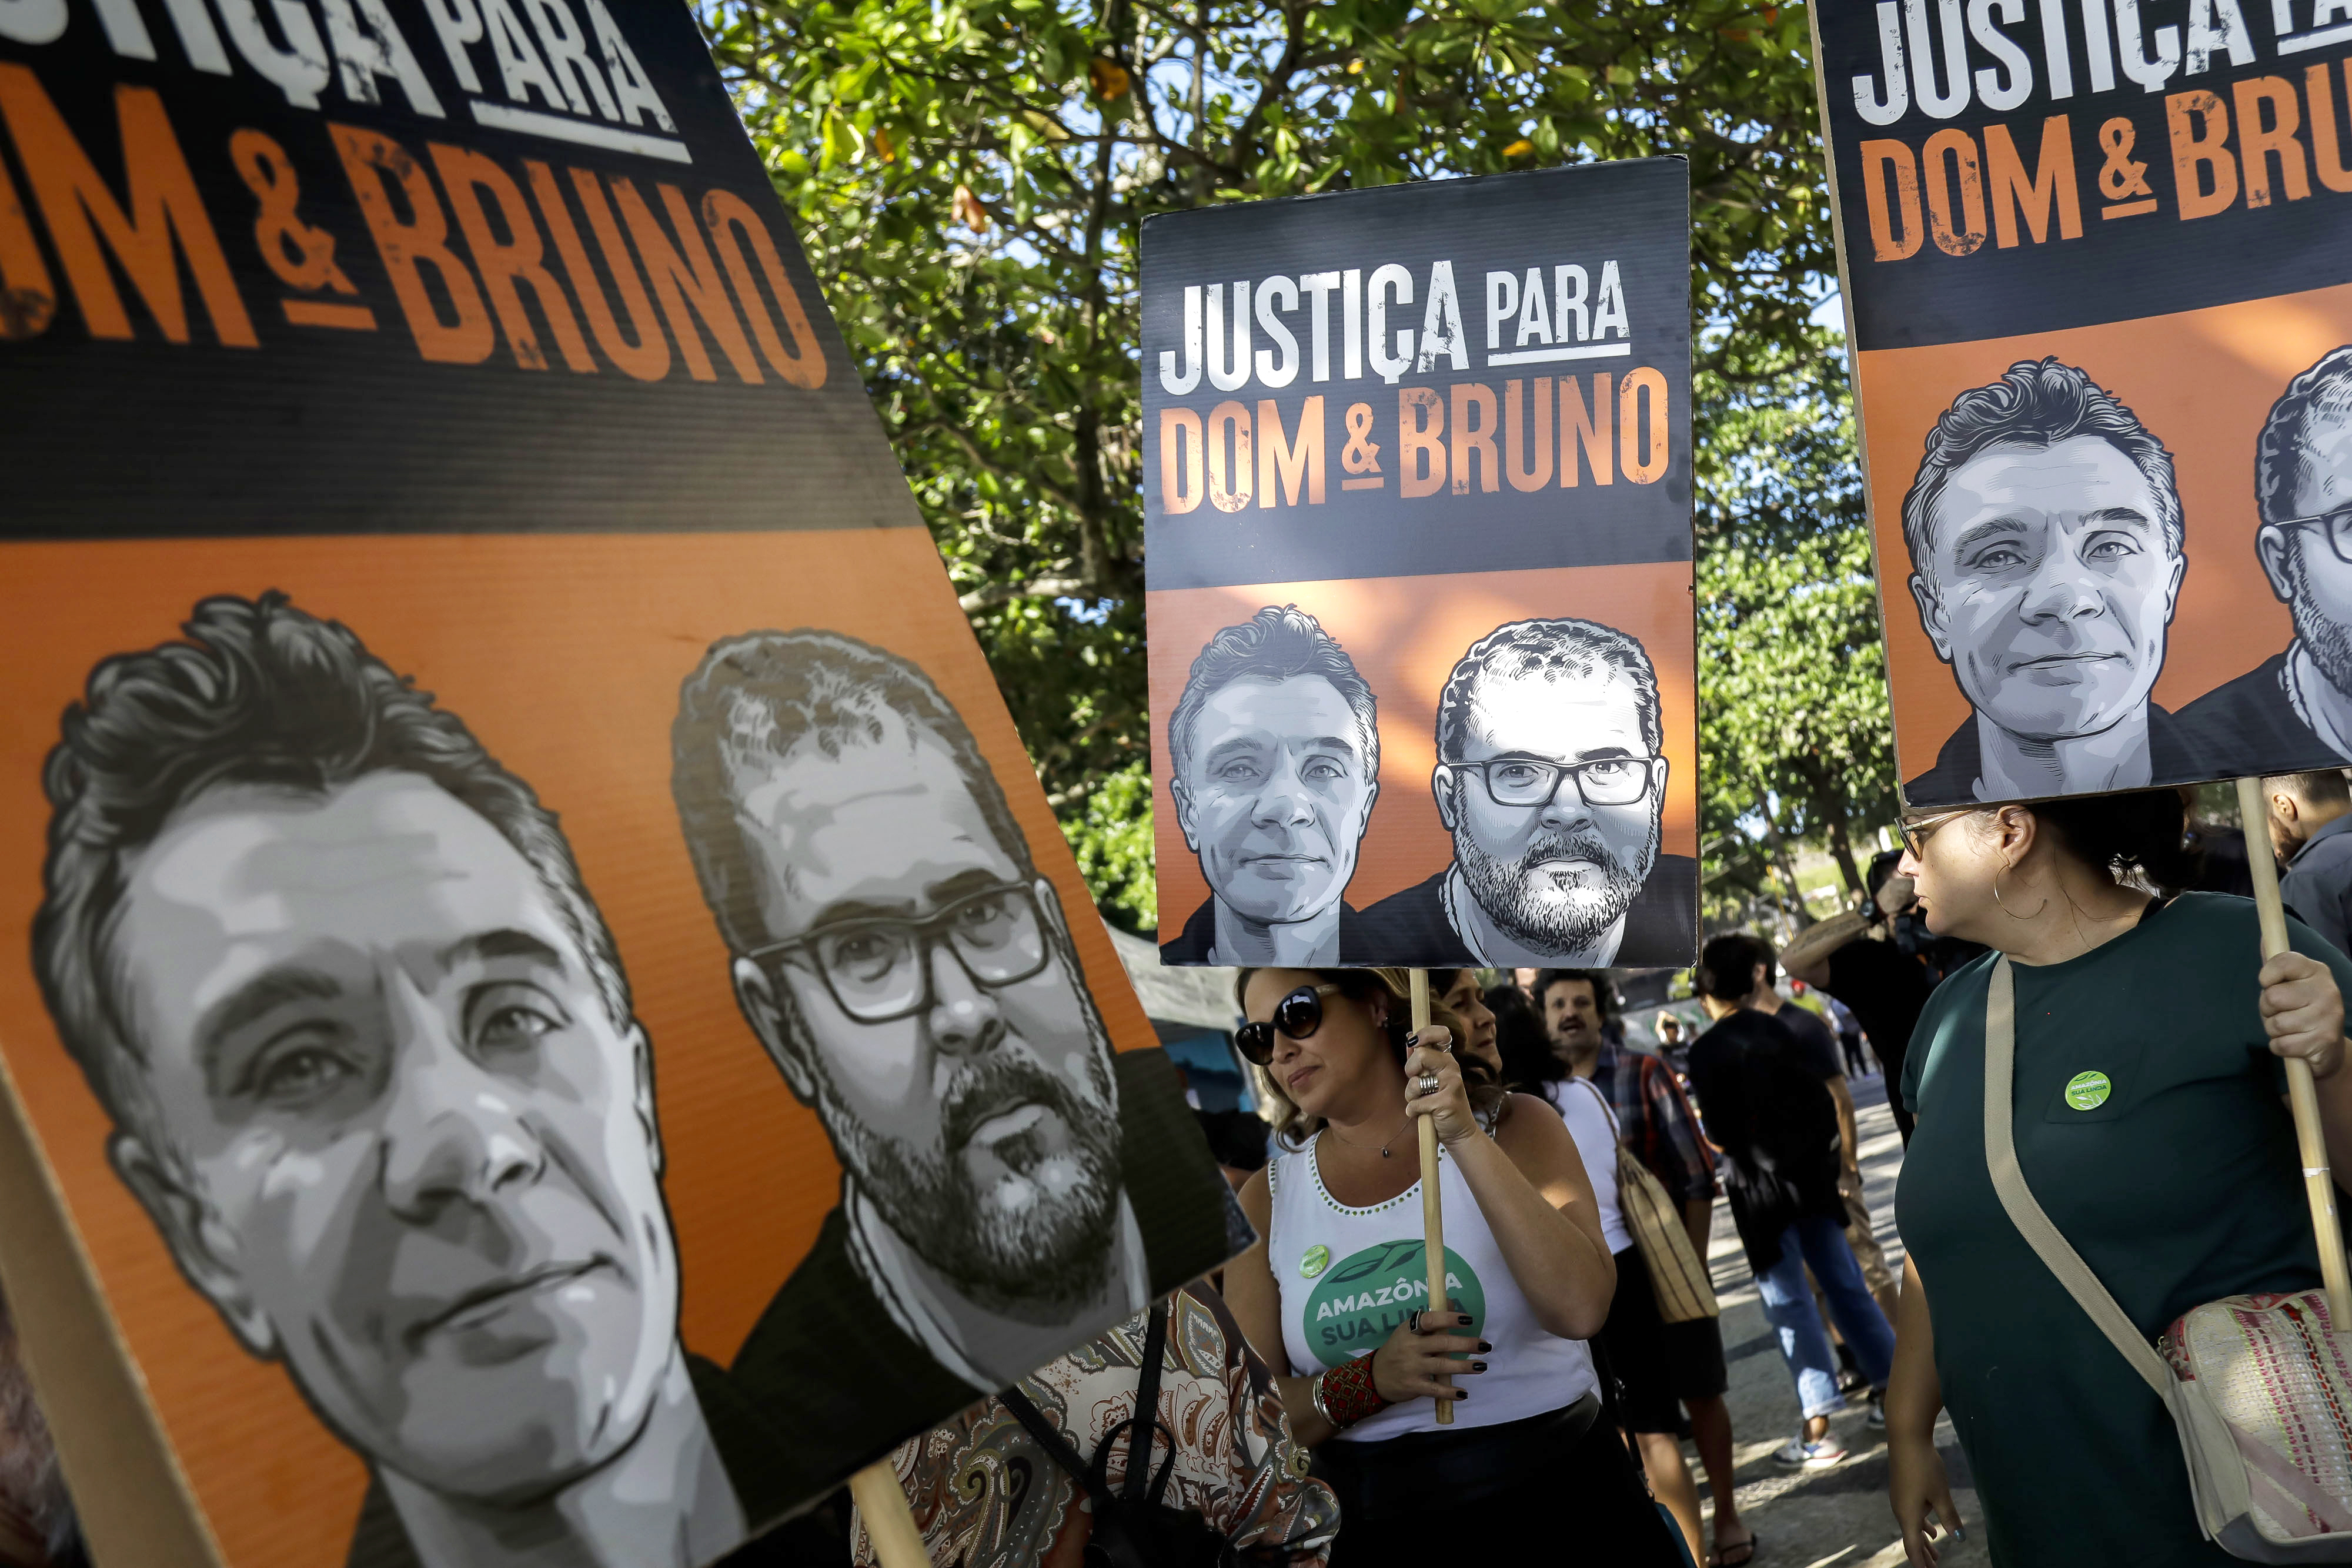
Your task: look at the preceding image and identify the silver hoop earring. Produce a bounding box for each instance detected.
[1993,865,2049,920]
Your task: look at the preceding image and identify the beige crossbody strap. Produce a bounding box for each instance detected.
[1981,955,2173,1398]
[1575,1074,1621,1138]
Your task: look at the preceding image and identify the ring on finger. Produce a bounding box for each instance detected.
[1405,1309,1425,1334]
[1418,1072,1442,1095]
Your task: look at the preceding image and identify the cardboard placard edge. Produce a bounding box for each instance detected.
[1805,1,1916,813]
[0,1034,224,1567]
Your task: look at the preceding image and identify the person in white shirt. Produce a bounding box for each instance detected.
[1222,967,1681,1567]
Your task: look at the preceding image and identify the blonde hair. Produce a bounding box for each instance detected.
[1235,967,1502,1149]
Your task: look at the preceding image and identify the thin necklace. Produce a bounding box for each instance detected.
[1324,1112,1414,1159]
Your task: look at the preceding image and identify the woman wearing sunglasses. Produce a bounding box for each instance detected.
[1220,968,1683,1566]
[1884,788,2352,1568]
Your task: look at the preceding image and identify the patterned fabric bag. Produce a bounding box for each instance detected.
[1000,1302,1259,1568]
[1983,955,2352,1562]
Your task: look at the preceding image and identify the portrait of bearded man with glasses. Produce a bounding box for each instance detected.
[1355,617,1696,968]
[669,628,1223,1494]
[2179,345,2352,770]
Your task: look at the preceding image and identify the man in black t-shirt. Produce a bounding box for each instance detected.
[1722,934,1899,1328]
[1783,852,1978,1145]
[1690,939,1896,1466]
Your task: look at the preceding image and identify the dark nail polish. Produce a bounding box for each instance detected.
[1477,1340,1492,1352]
[1452,1389,1468,1400]
[1471,1360,1488,1373]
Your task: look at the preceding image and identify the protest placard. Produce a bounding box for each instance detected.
[1141,162,1699,973]
[0,5,1233,1564]
[1812,0,2352,807]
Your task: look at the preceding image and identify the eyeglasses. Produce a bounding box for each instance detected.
[2275,506,2352,567]
[1445,754,1659,809]
[745,881,1051,1025]
[1896,810,1972,859]
[1235,983,1341,1066]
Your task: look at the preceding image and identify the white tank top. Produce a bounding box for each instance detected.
[1544,1078,1631,1255]
[1267,1131,1597,1440]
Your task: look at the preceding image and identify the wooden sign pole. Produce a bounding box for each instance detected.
[850,1458,930,1568]
[1409,968,1454,1424]
[2236,776,2352,1327]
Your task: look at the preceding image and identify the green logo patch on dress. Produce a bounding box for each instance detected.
[1298,1240,1486,1369]
[2064,1070,2113,1111]
[1299,1244,1330,1279]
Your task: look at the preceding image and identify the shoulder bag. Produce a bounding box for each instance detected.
[1982,954,2352,1560]
[998,1302,1274,1568]
[1573,1074,1719,1324]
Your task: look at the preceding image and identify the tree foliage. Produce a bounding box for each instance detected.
[703,0,1869,928]
[1695,332,1897,916]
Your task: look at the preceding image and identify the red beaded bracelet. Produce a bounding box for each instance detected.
[1314,1352,1390,1428]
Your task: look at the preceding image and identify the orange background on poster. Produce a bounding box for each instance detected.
[1147,561,1698,945]
[0,530,1157,1568]
[1857,277,2352,787]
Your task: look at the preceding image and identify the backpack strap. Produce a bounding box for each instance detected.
[1093,1301,1178,1506]
[999,1305,1181,1511]
[1572,1073,1621,1139]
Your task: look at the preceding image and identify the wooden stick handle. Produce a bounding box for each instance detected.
[2237,777,2352,1326]
[850,1457,930,1568]
[1410,968,1454,1424]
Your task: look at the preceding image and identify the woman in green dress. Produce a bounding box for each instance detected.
[1885,788,2352,1567]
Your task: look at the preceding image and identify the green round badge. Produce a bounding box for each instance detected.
[1299,1244,1331,1279]
[2064,1070,2113,1111]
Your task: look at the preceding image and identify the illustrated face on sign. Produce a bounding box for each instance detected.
[2261,397,2352,695]
[1911,436,2183,744]
[107,773,677,1504]
[691,647,1123,1310]
[1175,674,1378,926]
[1435,658,1665,953]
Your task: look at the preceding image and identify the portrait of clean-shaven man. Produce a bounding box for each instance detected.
[28,594,790,1568]
[2178,345,2352,771]
[1355,617,1696,968]
[670,628,1222,1479]
[1899,358,2193,807]
[1161,604,1379,967]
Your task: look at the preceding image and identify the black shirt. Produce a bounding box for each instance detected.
[1684,1009,1845,1272]
[2172,651,2347,775]
[1769,1002,1843,1081]
[1158,896,1368,965]
[1903,703,2199,807]
[1823,937,1930,1085]
[1349,853,1699,967]
[345,1355,803,1568]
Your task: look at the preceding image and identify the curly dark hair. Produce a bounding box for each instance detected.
[32,593,630,1158]
[1900,357,2181,595]
[1167,604,1379,813]
[2256,346,2352,527]
[1435,618,1661,762]
[671,628,1035,954]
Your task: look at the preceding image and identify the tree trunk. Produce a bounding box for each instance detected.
[1824,807,1865,905]
[1756,804,1814,928]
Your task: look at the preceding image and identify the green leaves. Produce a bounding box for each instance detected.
[702,0,1853,930]
[1694,330,1896,918]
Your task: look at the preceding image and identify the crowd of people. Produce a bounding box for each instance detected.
[849,934,1951,1567]
[11,779,2352,1568]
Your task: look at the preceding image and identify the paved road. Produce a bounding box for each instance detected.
[1681,1066,1988,1568]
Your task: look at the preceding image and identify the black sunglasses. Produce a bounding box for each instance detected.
[1235,983,1342,1065]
